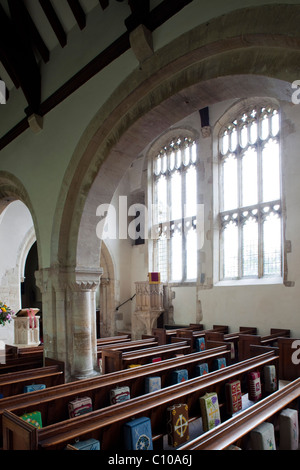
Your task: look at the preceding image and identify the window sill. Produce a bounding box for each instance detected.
[167,281,197,288]
[214,277,283,287]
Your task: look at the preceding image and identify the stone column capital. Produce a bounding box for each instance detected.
[68,267,103,292]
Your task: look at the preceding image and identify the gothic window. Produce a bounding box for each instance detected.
[219,104,282,281]
[151,135,198,283]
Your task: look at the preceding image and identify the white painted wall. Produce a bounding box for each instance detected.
[117,99,300,337]
[0,201,35,344]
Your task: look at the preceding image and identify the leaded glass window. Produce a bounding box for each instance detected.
[152,136,198,283]
[219,105,282,280]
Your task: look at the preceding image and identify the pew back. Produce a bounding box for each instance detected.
[2,351,278,450]
[178,377,300,450]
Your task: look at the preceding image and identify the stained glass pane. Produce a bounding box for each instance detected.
[263,213,282,276]
[222,131,229,154]
[154,156,161,176]
[242,218,258,277]
[191,142,197,163]
[156,176,168,223]
[242,147,258,207]
[271,110,279,136]
[185,166,197,217]
[169,151,175,171]
[186,228,197,280]
[223,154,238,211]
[262,139,280,202]
[157,236,168,282]
[240,125,248,148]
[230,128,238,152]
[171,171,182,220]
[249,121,258,144]
[171,231,182,281]
[183,146,190,166]
[260,114,269,140]
[223,222,238,278]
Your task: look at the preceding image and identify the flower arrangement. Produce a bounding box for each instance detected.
[0,301,14,327]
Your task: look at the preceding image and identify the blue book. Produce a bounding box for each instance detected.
[124,417,153,450]
[171,369,188,384]
[145,376,161,393]
[23,384,46,393]
[73,438,100,450]
[195,362,209,376]
[196,337,206,351]
[213,357,226,370]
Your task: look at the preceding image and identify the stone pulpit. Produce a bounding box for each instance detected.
[132,278,164,339]
[14,308,40,347]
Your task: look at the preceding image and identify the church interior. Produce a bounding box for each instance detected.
[0,0,300,452]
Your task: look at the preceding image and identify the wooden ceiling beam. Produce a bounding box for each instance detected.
[125,0,150,32]
[0,76,9,102]
[67,0,86,30]
[8,0,49,64]
[0,3,41,115]
[39,0,67,48]
[99,0,109,9]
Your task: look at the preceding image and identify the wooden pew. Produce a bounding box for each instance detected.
[205,327,258,361]
[97,338,158,371]
[96,334,131,346]
[1,351,278,450]
[238,328,290,361]
[98,338,157,355]
[2,336,131,367]
[101,341,191,373]
[153,324,227,346]
[277,337,300,381]
[5,344,43,358]
[0,356,44,374]
[178,377,300,450]
[0,345,231,445]
[0,357,65,398]
[0,344,44,374]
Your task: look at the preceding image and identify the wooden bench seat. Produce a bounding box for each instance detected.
[1,351,278,450]
[101,341,191,373]
[205,327,258,361]
[0,344,231,446]
[238,329,290,361]
[0,358,65,398]
[277,337,300,381]
[153,324,228,346]
[96,334,130,346]
[178,377,300,450]
[0,356,44,374]
[97,337,157,355]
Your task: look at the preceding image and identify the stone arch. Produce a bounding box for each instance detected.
[45,4,300,378]
[0,173,38,344]
[0,171,40,266]
[52,3,300,272]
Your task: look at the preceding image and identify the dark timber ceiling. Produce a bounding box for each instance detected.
[0,0,193,150]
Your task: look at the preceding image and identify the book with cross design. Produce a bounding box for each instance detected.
[167,403,190,447]
[226,379,242,415]
[123,416,153,450]
[200,392,221,432]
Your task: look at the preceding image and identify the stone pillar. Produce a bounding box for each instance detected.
[35,267,102,381]
[69,271,101,380]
